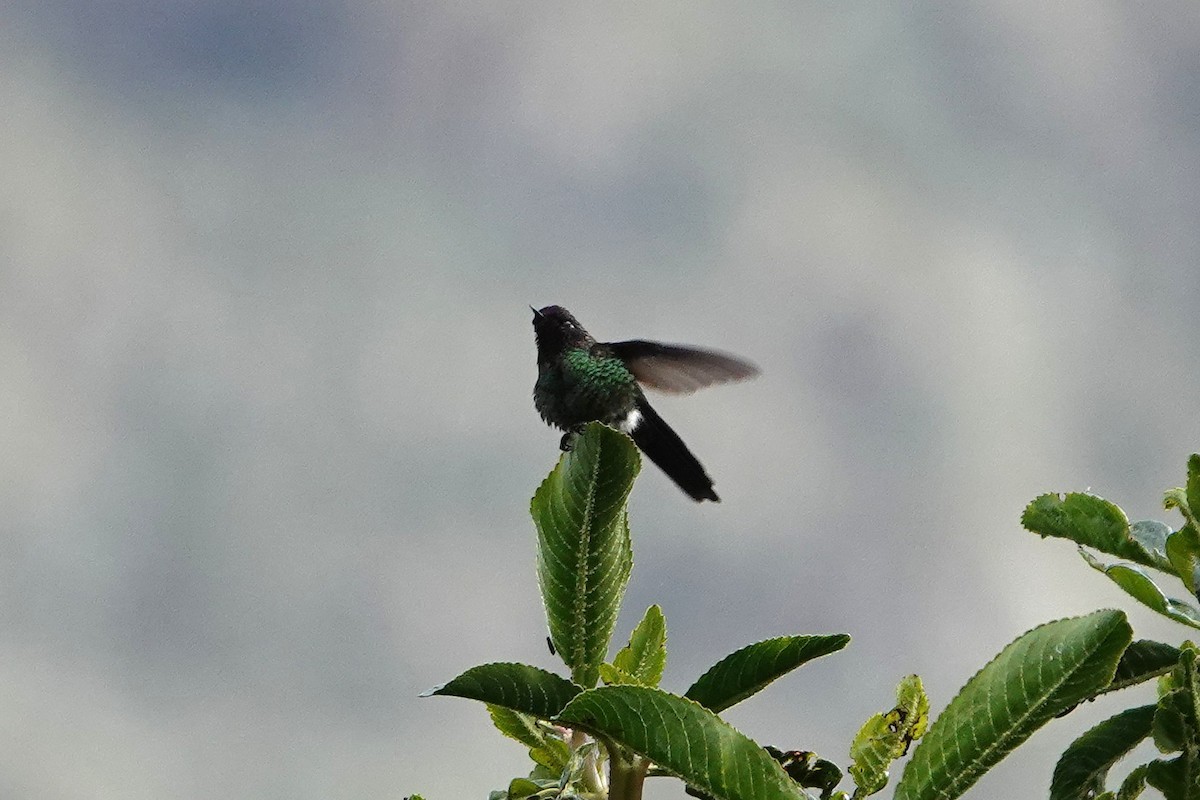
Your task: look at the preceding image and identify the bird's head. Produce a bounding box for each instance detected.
[531,305,592,360]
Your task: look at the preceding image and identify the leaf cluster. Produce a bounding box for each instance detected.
[1022,454,1200,799]
[418,431,1200,799]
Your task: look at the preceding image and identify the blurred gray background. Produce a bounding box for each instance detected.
[3,2,1199,798]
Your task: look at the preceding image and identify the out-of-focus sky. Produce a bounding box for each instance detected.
[3,3,1200,798]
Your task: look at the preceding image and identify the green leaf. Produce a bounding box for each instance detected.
[1106,640,1183,693]
[1151,688,1192,754]
[1131,520,1173,565]
[526,738,571,772]
[1165,454,1200,531]
[505,777,543,800]
[684,634,851,713]
[1024,493,1171,571]
[1168,525,1200,597]
[1187,455,1200,521]
[1049,705,1155,800]
[894,610,1132,800]
[848,675,929,799]
[1081,550,1200,630]
[557,685,808,800]
[487,705,548,750]
[598,662,639,685]
[532,422,638,688]
[426,663,581,718]
[1117,763,1150,799]
[611,604,667,687]
[485,706,570,780]
[1145,755,1200,799]
[1166,489,1192,519]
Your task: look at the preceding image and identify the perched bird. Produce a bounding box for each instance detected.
[531,305,758,502]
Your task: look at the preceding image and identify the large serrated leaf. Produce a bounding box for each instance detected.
[1080,550,1200,630]
[425,662,581,718]
[532,422,638,688]
[1050,705,1155,800]
[894,610,1132,800]
[684,634,850,713]
[1023,493,1171,571]
[556,685,807,800]
[1106,640,1183,693]
[611,604,667,687]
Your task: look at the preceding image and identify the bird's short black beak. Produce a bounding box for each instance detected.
[530,305,543,319]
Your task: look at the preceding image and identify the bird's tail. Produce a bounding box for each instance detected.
[629,397,719,502]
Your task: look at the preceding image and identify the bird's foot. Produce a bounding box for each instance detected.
[559,431,579,452]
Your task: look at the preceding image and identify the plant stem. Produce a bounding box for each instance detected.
[607,753,648,800]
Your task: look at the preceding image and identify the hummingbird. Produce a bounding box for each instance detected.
[531,305,758,502]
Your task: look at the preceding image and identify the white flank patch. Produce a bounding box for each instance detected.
[618,408,642,433]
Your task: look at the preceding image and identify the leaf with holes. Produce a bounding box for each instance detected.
[684,634,850,713]
[556,685,807,800]
[894,610,1131,800]
[532,422,638,687]
[848,675,928,798]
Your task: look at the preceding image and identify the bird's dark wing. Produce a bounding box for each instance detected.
[607,340,759,394]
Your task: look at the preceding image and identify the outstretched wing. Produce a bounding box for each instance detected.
[607,340,759,394]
